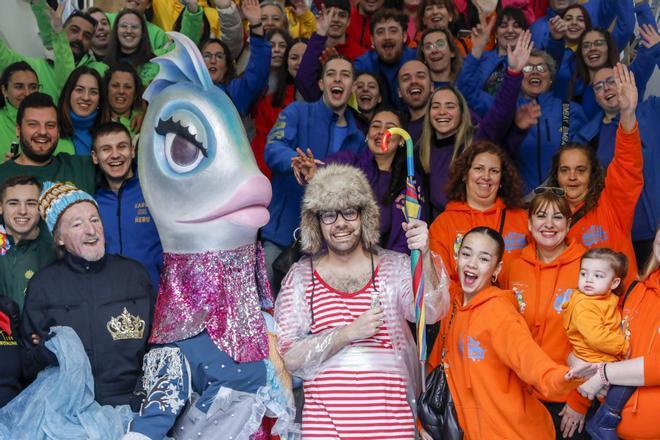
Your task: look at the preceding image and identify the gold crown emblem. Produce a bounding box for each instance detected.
[107,308,145,341]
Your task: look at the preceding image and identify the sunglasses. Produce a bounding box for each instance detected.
[534,186,565,197]
[522,63,549,74]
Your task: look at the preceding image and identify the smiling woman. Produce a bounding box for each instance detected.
[57,66,109,156]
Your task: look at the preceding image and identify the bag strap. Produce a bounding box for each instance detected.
[440,301,457,363]
[560,102,570,147]
[498,209,507,235]
[621,279,639,309]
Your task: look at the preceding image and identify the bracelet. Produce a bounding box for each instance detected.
[249,22,262,30]
[598,363,610,386]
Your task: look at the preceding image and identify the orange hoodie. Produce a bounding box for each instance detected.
[429,198,528,283]
[445,286,578,439]
[566,124,642,290]
[618,270,660,440]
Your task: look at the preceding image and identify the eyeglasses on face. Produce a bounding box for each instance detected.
[202,52,226,61]
[592,76,616,94]
[118,23,141,32]
[422,39,448,52]
[582,39,607,50]
[522,63,549,74]
[533,186,566,197]
[317,208,360,225]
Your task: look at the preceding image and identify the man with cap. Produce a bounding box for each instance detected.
[21,181,155,408]
[274,164,449,438]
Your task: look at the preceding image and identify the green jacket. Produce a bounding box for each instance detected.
[0,223,55,312]
[0,104,75,159]
[0,30,106,102]
[0,154,96,194]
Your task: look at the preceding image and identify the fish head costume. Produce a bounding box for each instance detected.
[139,32,271,254]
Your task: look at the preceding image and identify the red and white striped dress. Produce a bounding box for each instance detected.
[301,269,415,439]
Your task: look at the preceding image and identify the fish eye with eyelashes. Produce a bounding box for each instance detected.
[155,116,209,174]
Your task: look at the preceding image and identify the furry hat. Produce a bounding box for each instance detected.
[300,164,380,254]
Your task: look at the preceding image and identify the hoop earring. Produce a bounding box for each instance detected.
[492,274,498,283]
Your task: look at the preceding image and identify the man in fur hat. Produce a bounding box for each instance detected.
[274,163,450,438]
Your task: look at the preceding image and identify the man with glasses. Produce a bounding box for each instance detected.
[275,163,448,439]
[574,62,660,266]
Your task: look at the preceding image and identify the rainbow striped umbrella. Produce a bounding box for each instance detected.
[382,128,426,367]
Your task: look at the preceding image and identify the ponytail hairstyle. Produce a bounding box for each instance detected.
[581,248,628,295]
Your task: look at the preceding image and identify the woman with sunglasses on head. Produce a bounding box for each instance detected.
[547,63,642,290]
[435,225,586,439]
[502,188,591,439]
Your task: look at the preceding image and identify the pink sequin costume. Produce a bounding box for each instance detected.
[149,243,273,362]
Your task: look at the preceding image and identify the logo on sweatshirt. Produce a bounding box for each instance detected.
[512,286,527,314]
[581,225,608,247]
[503,232,526,252]
[553,288,573,314]
[460,336,486,362]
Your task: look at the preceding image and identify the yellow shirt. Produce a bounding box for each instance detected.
[562,290,629,362]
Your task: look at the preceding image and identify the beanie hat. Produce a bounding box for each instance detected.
[38,181,97,234]
[300,164,380,254]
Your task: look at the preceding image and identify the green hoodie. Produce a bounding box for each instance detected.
[0,223,55,312]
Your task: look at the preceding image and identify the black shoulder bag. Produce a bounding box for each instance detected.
[417,302,464,440]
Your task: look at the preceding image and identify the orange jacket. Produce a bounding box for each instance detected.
[618,270,660,439]
[502,239,585,401]
[445,286,578,439]
[562,290,629,362]
[566,124,642,289]
[429,198,528,283]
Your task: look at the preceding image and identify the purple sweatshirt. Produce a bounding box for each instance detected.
[423,70,526,220]
[324,147,426,254]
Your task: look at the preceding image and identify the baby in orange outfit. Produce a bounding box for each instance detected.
[562,248,630,363]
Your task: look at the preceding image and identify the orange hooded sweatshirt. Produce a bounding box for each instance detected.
[502,239,585,396]
[429,198,528,283]
[445,286,578,439]
[566,123,642,290]
[562,290,629,362]
[618,270,660,440]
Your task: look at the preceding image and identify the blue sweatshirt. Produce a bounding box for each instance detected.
[353,47,417,109]
[263,99,364,247]
[94,174,163,288]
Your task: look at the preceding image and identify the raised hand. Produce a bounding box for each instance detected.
[291,0,309,16]
[241,0,261,26]
[548,15,567,40]
[470,14,496,59]
[514,101,541,130]
[49,1,64,33]
[614,63,638,130]
[291,147,323,185]
[316,4,333,37]
[639,24,660,49]
[507,30,533,73]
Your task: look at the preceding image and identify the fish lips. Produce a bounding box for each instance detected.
[176,175,272,227]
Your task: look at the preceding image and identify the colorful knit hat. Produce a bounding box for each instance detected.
[38,181,97,234]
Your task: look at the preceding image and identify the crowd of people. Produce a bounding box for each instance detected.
[0,0,658,438]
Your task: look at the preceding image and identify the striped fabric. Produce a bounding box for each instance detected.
[301,270,415,439]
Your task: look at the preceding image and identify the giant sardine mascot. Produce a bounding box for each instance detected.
[121,33,295,440]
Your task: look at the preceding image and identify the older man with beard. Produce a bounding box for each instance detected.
[353,8,417,109]
[0,93,96,194]
[21,181,155,408]
[398,60,432,143]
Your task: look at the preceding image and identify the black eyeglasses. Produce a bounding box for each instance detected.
[317,208,360,225]
[534,186,565,197]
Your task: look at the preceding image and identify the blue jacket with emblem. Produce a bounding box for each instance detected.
[94,174,163,289]
[263,99,365,247]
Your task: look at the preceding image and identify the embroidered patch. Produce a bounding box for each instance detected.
[503,231,526,252]
[466,336,485,362]
[453,233,464,260]
[582,225,608,247]
[512,286,526,314]
[0,225,10,256]
[107,307,145,340]
[141,347,186,414]
[24,270,34,280]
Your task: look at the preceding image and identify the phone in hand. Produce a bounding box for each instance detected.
[10,141,19,159]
